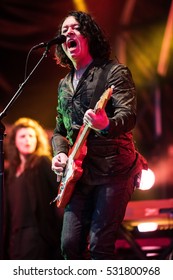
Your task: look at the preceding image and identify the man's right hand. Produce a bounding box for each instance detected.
[52,152,68,182]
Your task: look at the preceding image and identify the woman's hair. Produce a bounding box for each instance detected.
[55,11,111,68]
[6,117,52,179]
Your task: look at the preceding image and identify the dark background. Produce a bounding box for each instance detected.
[1,0,173,193]
[1,0,173,259]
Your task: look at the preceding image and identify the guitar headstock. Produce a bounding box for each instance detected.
[95,86,113,110]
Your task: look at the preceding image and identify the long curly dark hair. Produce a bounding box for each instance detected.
[55,11,111,68]
[6,117,52,181]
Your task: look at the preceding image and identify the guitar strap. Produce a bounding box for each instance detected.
[89,60,115,109]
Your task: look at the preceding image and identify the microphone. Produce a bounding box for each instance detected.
[32,35,66,50]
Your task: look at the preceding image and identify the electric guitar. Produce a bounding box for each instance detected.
[53,87,113,208]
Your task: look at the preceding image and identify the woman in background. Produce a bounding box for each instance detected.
[3,117,63,260]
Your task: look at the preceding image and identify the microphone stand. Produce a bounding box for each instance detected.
[0,47,50,259]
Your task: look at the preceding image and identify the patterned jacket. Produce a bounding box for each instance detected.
[52,59,139,184]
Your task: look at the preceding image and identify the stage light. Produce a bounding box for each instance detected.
[139,168,155,190]
[138,222,158,232]
[73,0,88,12]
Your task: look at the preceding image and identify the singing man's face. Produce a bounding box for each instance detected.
[61,16,90,64]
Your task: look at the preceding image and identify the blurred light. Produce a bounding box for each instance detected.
[73,0,88,11]
[139,168,155,190]
[138,222,158,232]
[146,252,159,257]
[142,246,161,251]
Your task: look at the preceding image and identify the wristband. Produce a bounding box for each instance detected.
[100,123,109,135]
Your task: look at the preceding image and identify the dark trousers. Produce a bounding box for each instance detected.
[61,175,135,259]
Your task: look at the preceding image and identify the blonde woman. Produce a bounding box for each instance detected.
[3,117,62,260]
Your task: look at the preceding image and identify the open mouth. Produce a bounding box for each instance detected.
[67,39,77,48]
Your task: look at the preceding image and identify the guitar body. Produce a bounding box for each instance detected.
[56,156,84,208]
[56,142,87,208]
[55,87,113,208]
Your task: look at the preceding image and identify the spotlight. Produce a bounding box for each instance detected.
[135,168,155,190]
[139,168,155,190]
[137,222,158,232]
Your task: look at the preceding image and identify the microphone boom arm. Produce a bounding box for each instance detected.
[0,48,49,120]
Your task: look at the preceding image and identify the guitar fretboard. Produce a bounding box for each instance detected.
[70,124,90,160]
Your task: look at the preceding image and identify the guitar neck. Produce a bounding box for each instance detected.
[70,124,91,160]
[69,87,113,161]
